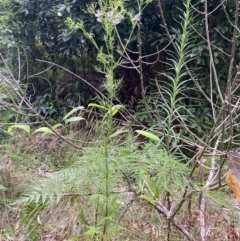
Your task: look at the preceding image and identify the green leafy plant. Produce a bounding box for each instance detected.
[152,0,196,157]
[8,106,85,136]
[3,0,240,240]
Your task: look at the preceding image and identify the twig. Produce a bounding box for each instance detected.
[154,203,197,241]
[117,192,136,224]
[225,0,240,151]
[199,140,219,241]
[204,0,224,103]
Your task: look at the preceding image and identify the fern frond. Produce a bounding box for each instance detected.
[118,142,188,194]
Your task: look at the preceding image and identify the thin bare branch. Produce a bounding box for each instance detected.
[204,0,224,103]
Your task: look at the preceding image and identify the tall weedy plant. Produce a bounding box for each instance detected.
[134,1,199,240]
[66,1,143,239]
[155,0,195,157]
[153,0,240,240]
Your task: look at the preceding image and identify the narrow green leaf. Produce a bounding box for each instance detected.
[63,106,84,121]
[52,123,62,129]
[145,177,160,198]
[135,130,160,141]
[65,116,85,124]
[88,103,108,111]
[35,192,41,203]
[42,192,47,204]
[33,127,55,135]
[109,129,128,139]
[109,104,124,116]
[140,195,157,206]
[8,124,31,134]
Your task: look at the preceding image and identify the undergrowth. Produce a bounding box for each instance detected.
[1,132,240,241]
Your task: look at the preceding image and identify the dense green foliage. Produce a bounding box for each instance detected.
[1,0,239,122]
